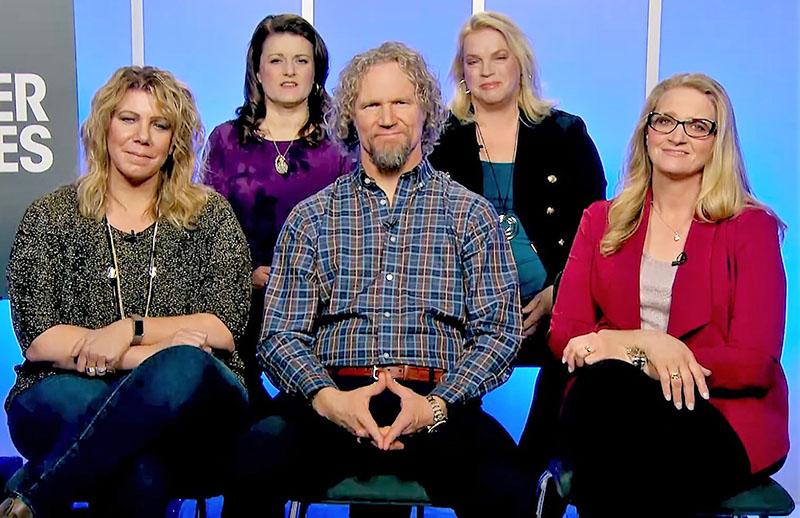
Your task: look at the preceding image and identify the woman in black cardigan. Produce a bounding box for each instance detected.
[429,11,606,488]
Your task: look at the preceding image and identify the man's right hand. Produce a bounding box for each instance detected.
[311,372,387,446]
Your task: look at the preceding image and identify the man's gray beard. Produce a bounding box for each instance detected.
[370,142,413,173]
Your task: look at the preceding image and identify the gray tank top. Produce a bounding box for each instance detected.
[640,253,678,331]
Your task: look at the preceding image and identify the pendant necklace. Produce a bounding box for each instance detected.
[476,118,520,241]
[105,217,159,318]
[257,127,296,176]
[650,202,685,242]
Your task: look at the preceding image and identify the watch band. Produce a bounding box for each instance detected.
[130,314,144,346]
[426,395,447,433]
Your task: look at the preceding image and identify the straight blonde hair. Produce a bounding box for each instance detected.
[450,11,553,124]
[601,72,782,255]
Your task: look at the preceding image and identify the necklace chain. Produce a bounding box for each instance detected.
[650,202,685,242]
[475,118,519,212]
[476,118,520,241]
[105,218,158,319]
[257,127,296,176]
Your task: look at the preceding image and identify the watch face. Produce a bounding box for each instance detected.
[427,419,446,433]
[131,314,144,345]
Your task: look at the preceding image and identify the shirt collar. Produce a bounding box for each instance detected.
[351,159,433,193]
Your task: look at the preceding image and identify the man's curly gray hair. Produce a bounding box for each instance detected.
[326,41,447,157]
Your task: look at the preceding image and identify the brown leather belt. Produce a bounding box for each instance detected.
[327,365,444,383]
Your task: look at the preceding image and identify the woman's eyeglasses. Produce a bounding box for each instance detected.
[647,112,717,138]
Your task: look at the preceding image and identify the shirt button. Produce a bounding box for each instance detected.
[390,236,397,243]
[379,199,387,206]
[383,311,391,318]
[364,177,372,184]
[546,207,555,215]
[547,174,558,184]
[386,273,394,281]
[558,238,565,246]
[383,352,390,359]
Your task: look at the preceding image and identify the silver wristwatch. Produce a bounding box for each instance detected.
[426,395,448,433]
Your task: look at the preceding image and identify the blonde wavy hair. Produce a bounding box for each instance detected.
[326,41,447,157]
[601,72,781,255]
[450,11,554,124]
[78,66,208,229]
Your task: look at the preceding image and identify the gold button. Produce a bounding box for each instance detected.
[558,238,565,246]
[547,174,557,184]
[546,207,555,215]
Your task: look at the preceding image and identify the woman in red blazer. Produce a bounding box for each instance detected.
[550,73,788,516]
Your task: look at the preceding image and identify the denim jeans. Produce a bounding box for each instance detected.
[5,346,248,517]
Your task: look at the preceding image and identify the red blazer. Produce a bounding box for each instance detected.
[550,199,789,474]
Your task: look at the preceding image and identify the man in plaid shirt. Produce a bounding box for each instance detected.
[224,42,534,518]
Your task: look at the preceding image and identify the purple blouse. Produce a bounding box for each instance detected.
[204,121,353,267]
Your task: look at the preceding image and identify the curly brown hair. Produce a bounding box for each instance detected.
[326,41,447,157]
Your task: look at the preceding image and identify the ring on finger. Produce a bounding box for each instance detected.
[96,366,107,375]
[670,371,681,381]
[584,345,594,354]
[86,366,96,375]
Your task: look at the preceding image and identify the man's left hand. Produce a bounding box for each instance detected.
[379,375,447,450]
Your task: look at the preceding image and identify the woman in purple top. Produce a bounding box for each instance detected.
[204,14,351,415]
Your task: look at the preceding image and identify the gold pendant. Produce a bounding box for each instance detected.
[274,155,289,175]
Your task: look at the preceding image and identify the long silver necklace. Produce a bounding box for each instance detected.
[650,202,685,242]
[476,118,520,241]
[105,218,158,318]
[257,127,296,176]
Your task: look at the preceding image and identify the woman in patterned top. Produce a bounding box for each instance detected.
[1,66,251,517]
[203,13,352,416]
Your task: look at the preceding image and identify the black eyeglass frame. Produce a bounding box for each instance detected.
[646,111,718,138]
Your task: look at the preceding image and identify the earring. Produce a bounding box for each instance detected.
[459,79,470,95]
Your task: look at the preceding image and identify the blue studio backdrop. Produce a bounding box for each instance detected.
[0,0,797,514]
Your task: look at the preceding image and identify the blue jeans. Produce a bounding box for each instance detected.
[6,346,248,517]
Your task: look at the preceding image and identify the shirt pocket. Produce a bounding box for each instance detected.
[400,234,465,330]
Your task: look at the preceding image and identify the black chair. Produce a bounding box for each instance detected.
[536,459,796,518]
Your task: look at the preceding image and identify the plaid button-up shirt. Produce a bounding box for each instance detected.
[257,160,521,404]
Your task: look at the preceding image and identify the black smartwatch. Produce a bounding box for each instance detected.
[130,314,144,345]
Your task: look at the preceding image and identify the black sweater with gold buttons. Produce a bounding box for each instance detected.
[429,109,607,287]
